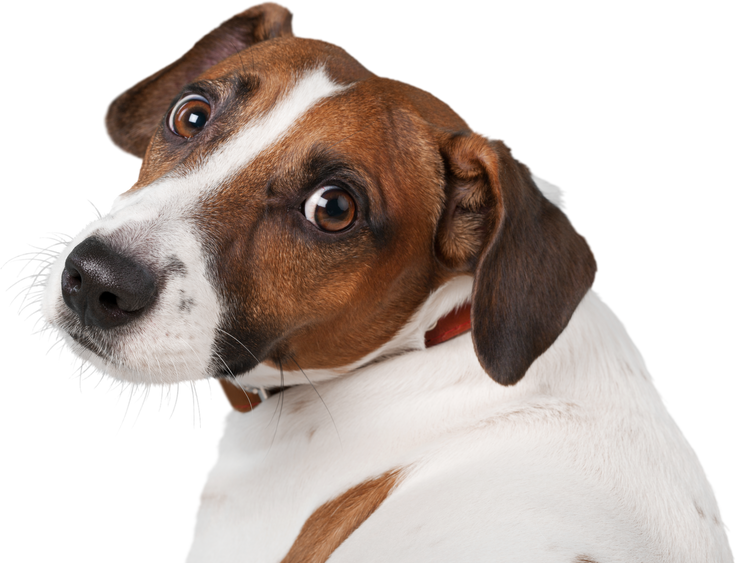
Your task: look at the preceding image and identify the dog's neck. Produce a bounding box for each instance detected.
[221,288,473,412]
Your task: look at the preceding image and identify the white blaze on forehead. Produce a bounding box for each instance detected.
[106,66,348,221]
[188,65,349,187]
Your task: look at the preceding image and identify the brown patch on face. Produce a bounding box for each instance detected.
[280,468,404,563]
[195,53,472,375]
[573,557,600,563]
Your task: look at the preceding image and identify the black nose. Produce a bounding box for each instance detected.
[61,237,157,329]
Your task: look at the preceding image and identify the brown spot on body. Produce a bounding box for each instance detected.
[574,556,600,563]
[281,468,404,563]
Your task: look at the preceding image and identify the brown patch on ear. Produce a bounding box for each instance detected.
[435,135,500,271]
[437,134,596,386]
[105,3,293,157]
[280,469,404,563]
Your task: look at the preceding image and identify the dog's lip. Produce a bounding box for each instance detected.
[67,328,113,363]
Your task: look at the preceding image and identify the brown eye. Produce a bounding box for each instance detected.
[168,94,211,138]
[304,186,357,232]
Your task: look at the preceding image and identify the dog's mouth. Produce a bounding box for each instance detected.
[68,329,114,363]
[60,311,113,363]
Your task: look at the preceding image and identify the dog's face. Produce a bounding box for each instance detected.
[42,4,595,388]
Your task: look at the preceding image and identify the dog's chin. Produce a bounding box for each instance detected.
[40,293,211,391]
[50,322,208,391]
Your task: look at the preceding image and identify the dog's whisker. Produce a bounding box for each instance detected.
[215,327,259,362]
[288,354,341,445]
[210,349,235,378]
[263,359,284,429]
[209,350,257,412]
[266,358,286,456]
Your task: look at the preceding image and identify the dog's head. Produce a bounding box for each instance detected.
[42,3,595,389]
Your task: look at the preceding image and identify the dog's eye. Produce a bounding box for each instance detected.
[304,186,357,232]
[168,94,211,138]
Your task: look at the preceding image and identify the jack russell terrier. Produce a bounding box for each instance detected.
[41,3,732,562]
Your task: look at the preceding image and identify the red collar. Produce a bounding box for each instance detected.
[423,302,472,348]
[220,303,472,412]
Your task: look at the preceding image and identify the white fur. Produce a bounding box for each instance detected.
[187,288,732,562]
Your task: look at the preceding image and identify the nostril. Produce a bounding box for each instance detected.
[98,291,120,312]
[96,291,147,315]
[68,268,81,280]
[62,267,82,291]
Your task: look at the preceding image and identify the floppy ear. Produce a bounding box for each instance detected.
[105,3,293,157]
[436,134,596,385]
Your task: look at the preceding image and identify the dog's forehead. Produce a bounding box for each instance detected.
[230,37,472,139]
[124,35,470,225]
[131,38,378,192]
[200,37,373,85]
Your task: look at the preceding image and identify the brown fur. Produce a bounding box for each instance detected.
[280,469,404,563]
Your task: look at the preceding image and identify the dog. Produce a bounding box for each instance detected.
[40,3,732,561]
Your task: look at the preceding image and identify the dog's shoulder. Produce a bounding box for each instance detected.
[329,292,728,562]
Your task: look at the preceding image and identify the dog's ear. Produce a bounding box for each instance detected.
[105,3,293,157]
[435,133,596,385]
